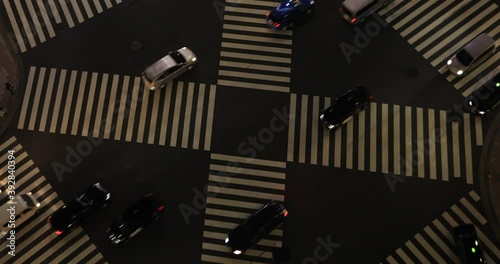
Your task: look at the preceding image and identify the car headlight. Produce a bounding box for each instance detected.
[225,238,229,243]
[447,60,452,65]
[233,250,242,255]
[468,101,473,106]
[328,124,335,129]
[319,114,324,120]
[192,57,197,62]
[479,111,485,115]
[106,193,111,200]
[150,86,155,90]
[457,70,463,75]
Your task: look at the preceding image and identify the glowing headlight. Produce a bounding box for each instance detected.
[319,114,324,119]
[225,238,229,243]
[36,202,41,207]
[468,101,473,106]
[447,60,452,65]
[192,57,197,62]
[479,111,485,115]
[106,193,111,200]
[457,70,463,75]
[233,250,242,255]
[150,86,155,90]
[328,124,335,129]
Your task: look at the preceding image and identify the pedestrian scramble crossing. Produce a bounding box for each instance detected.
[383,190,500,264]
[201,153,286,263]
[1,0,122,53]
[218,0,293,93]
[17,66,216,151]
[287,94,484,184]
[378,0,500,97]
[0,136,107,264]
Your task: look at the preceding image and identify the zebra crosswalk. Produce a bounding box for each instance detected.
[17,66,216,151]
[1,0,122,53]
[383,190,500,264]
[0,136,107,264]
[379,0,500,97]
[287,94,484,184]
[218,0,293,93]
[201,153,286,263]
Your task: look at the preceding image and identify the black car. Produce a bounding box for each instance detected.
[467,73,500,117]
[48,183,110,235]
[453,224,486,263]
[107,193,165,245]
[225,201,288,255]
[319,86,373,130]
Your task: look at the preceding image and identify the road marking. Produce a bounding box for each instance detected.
[288,94,297,162]
[220,60,290,73]
[82,73,98,136]
[346,114,354,169]
[220,51,291,64]
[18,67,36,129]
[104,0,113,9]
[209,175,285,190]
[394,1,435,30]
[299,95,308,163]
[58,0,75,28]
[71,71,88,135]
[81,0,94,19]
[211,153,285,168]
[14,0,36,47]
[386,0,420,23]
[125,77,141,142]
[219,69,290,83]
[28,67,46,131]
[370,103,377,172]
[192,84,205,149]
[114,76,130,141]
[393,105,400,175]
[439,111,449,181]
[103,74,119,139]
[463,114,473,184]
[433,219,454,244]
[381,103,388,173]
[159,83,173,146]
[416,107,424,178]
[396,248,414,264]
[428,109,436,180]
[70,0,85,23]
[208,186,284,201]
[221,41,291,54]
[217,79,289,93]
[400,1,454,37]
[222,32,292,45]
[415,233,446,264]
[182,83,195,148]
[60,70,78,134]
[3,0,26,52]
[210,164,285,179]
[311,96,319,165]
[405,240,429,263]
[136,85,151,143]
[170,82,184,147]
[148,86,162,144]
[92,0,104,13]
[92,73,108,137]
[334,127,342,168]
[405,106,412,176]
[452,122,460,177]
[358,108,365,171]
[423,226,459,263]
[25,0,46,43]
[460,198,487,225]
[204,85,217,151]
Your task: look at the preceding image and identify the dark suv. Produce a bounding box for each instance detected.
[48,183,110,235]
[225,201,288,255]
[107,193,165,245]
[467,73,500,117]
[453,224,486,263]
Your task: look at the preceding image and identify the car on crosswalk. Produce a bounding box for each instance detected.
[142,47,197,90]
[320,86,373,130]
[453,224,486,263]
[225,201,288,255]
[467,72,500,117]
[107,193,165,245]
[266,0,314,31]
[447,33,496,76]
[48,183,110,235]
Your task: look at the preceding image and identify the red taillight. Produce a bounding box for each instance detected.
[47,217,51,224]
[146,192,153,197]
[369,96,374,101]
[55,230,63,235]
[339,7,343,11]
[157,205,165,212]
[283,209,288,217]
[273,22,280,28]
[266,12,270,18]
[351,18,357,24]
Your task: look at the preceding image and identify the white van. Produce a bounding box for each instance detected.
[0,192,40,235]
[339,0,388,24]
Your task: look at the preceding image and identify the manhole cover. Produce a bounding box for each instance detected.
[129,40,143,52]
[406,66,419,79]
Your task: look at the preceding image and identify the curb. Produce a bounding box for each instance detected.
[0,14,24,138]
[479,112,500,242]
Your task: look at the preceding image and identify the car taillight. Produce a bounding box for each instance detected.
[157,205,165,212]
[273,22,280,28]
[369,96,374,101]
[47,217,51,224]
[350,18,357,24]
[55,230,63,235]
[283,209,288,217]
[266,12,270,18]
[339,7,343,11]
[146,192,153,197]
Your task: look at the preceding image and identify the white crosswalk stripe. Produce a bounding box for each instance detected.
[17,66,216,151]
[378,0,500,97]
[288,94,483,183]
[217,0,293,93]
[0,137,106,264]
[201,153,286,263]
[383,190,500,264]
[1,0,122,53]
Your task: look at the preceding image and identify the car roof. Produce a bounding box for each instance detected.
[341,0,372,13]
[463,33,494,58]
[144,55,177,80]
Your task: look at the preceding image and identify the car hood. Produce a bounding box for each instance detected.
[321,106,344,126]
[226,227,254,252]
[448,56,466,74]
[50,200,82,230]
[177,47,196,62]
[271,0,296,20]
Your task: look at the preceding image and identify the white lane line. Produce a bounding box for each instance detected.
[220,51,291,64]
[460,198,487,225]
[114,75,130,141]
[81,72,98,136]
[381,103,388,173]
[428,109,437,180]
[221,41,291,54]
[70,71,88,135]
[217,79,289,93]
[39,69,57,132]
[287,94,297,162]
[219,70,290,83]
[49,69,67,133]
[170,81,183,146]
[311,96,319,165]
[385,0,420,24]
[346,114,354,169]
[440,111,449,181]
[58,0,75,28]
[148,86,162,144]
[370,103,377,172]
[433,219,454,244]
[204,85,217,151]
[47,0,62,23]
[207,186,284,201]
[463,114,473,184]
[400,0,454,38]
[182,83,195,148]
[396,248,414,264]
[226,0,277,7]
[18,67,36,129]
[14,0,36,48]
[476,228,500,259]
[3,0,26,52]
[103,74,119,139]
[60,70,78,134]
[159,83,173,146]
[70,0,85,23]
[469,190,481,202]
[209,164,285,180]
[92,0,104,14]
[322,98,331,166]
[393,105,400,175]
[222,32,292,45]
[299,95,308,163]
[405,106,412,176]
[209,175,284,190]
[451,122,460,178]
[192,84,205,149]
[405,240,429,263]
[334,127,342,168]
[416,107,424,178]
[81,0,94,19]
[415,233,446,264]
[211,153,285,168]
[25,0,46,43]
[125,77,141,142]
[104,0,113,9]
[423,226,460,263]
[393,1,435,30]
[92,73,108,137]
[220,60,290,73]
[136,83,151,143]
[28,67,46,131]
[358,109,366,171]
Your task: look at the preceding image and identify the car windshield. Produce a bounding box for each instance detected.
[21,194,35,207]
[456,49,474,66]
[169,51,186,64]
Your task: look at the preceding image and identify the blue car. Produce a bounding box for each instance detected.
[266,0,314,31]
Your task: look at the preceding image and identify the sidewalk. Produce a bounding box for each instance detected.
[0,14,22,137]
[481,111,500,242]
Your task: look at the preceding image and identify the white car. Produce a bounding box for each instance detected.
[447,33,495,76]
[142,47,197,90]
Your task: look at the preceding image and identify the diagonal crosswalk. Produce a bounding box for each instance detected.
[383,190,500,264]
[201,153,286,263]
[287,94,484,184]
[17,66,217,151]
[379,0,500,97]
[1,0,122,53]
[217,0,293,93]
[0,136,107,264]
